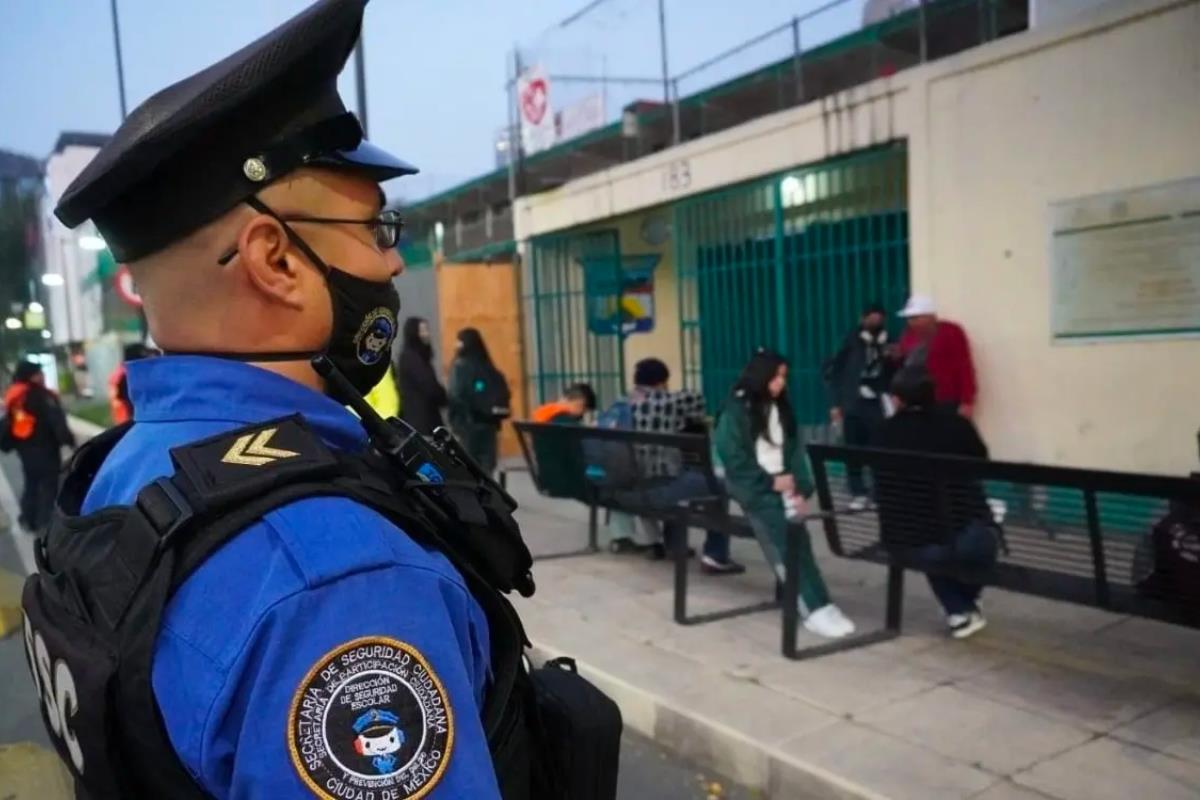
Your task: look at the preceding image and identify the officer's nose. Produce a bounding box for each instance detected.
[387,248,404,277]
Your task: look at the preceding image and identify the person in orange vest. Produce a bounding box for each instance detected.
[109,343,155,425]
[3,360,75,532]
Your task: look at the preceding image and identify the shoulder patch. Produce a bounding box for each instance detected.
[288,637,454,800]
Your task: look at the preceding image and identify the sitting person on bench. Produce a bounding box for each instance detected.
[622,357,744,574]
[874,366,999,639]
[714,348,856,639]
[532,382,597,424]
[527,383,596,500]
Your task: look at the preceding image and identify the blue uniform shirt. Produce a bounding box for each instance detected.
[83,356,500,799]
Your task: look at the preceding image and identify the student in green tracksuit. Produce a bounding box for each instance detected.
[713,348,856,639]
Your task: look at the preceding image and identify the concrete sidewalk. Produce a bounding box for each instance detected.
[507,471,1200,800]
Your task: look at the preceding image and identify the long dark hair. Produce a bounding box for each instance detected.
[732,348,796,444]
[402,316,432,362]
[456,327,494,367]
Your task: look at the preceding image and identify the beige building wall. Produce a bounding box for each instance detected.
[906,0,1200,473]
[515,0,1200,474]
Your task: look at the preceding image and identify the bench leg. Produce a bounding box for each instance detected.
[783,555,904,661]
[674,527,777,627]
[673,528,688,624]
[530,500,603,562]
[885,565,905,631]
[588,502,599,552]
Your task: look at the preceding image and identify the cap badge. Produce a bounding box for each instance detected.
[242,157,268,182]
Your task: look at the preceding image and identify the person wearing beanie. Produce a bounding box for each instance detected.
[609,357,744,573]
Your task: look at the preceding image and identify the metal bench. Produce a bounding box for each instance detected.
[513,421,800,626]
[796,444,1200,660]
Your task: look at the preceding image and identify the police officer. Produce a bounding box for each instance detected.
[44,1,503,796]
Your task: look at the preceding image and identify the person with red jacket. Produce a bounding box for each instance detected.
[896,295,977,417]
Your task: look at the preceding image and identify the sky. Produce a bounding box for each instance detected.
[0,0,864,203]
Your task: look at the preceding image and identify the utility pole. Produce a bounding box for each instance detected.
[657,0,670,105]
[354,37,368,136]
[110,0,128,119]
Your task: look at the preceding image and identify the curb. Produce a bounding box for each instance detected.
[529,641,888,800]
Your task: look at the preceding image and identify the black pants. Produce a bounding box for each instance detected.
[844,398,884,496]
[18,446,61,531]
[906,521,999,616]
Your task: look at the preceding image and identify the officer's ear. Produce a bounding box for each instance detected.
[235,213,306,310]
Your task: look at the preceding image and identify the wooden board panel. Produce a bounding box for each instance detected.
[435,261,527,459]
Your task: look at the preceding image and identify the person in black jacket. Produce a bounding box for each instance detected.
[448,328,509,474]
[4,360,75,532]
[823,302,894,509]
[396,316,447,434]
[874,366,998,639]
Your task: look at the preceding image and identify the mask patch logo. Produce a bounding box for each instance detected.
[288,637,453,800]
[354,309,396,367]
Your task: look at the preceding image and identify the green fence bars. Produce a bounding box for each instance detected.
[676,142,910,425]
[523,228,626,409]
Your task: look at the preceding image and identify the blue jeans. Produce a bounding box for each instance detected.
[907,520,999,616]
[637,470,732,562]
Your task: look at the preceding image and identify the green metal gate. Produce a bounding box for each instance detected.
[676,143,910,425]
[522,228,626,408]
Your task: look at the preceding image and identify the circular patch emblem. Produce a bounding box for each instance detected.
[288,637,453,800]
[354,308,397,366]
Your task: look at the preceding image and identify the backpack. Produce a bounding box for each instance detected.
[1,383,36,452]
[471,366,513,422]
[582,398,640,489]
[1133,499,1200,623]
[22,416,621,799]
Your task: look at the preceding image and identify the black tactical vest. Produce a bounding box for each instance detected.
[21,414,544,799]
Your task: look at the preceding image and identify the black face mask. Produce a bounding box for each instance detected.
[188,198,400,400]
[323,266,401,398]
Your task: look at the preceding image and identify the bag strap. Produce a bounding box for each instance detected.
[125,415,526,745]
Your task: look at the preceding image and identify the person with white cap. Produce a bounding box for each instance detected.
[896,294,977,417]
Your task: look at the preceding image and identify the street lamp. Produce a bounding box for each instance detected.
[5,317,23,330]
[78,235,107,251]
[41,330,52,340]
[41,273,65,287]
[28,302,44,314]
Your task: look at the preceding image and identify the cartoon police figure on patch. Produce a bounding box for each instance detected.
[354,308,396,366]
[352,709,405,775]
[289,637,453,800]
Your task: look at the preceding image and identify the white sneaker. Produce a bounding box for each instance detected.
[803,605,849,639]
[826,604,857,635]
[950,612,987,639]
[848,496,869,512]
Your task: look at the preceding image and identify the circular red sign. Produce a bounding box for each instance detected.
[114,265,143,308]
[520,77,549,126]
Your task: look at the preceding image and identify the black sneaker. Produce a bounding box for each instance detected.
[949,611,988,639]
[647,544,695,561]
[700,555,746,575]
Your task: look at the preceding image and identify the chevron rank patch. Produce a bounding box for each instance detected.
[288,637,454,800]
[167,415,339,497]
